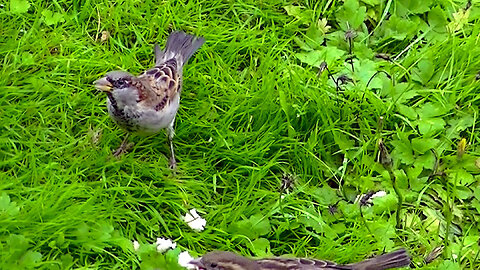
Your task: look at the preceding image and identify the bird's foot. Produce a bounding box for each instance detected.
[169,156,177,170]
[113,142,134,157]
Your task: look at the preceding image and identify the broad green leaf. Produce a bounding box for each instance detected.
[394,169,408,189]
[165,248,183,268]
[19,251,42,268]
[372,193,398,214]
[357,176,376,190]
[391,133,415,165]
[412,59,434,85]
[474,186,480,201]
[284,5,312,23]
[397,0,432,14]
[423,208,442,232]
[312,186,339,206]
[305,24,325,50]
[0,193,20,216]
[411,137,439,154]
[411,177,428,192]
[428,6,447,29]
[354,59,381,88]
[430,184,448,201]
[320,46,346,66]
[323,223,340,239]
[332,130,355,151]
[229,219,256,238]
[380,15,417,40]
[298,215,324,234]
[295,50,323,67]
[229,214,271,239]
[249,238,270,257]
[284,5,302,17]
[293,37,313,51]
[21,52,35,65]
[454,169,475,186]
[437,260,461,270]
[407,166,427,191]
[459,155,480,173]
[360,0,380,5]
[296,46,345,67]
[446,114,474,139]
[381,83,419,104]
[74,222,115,251]
[42,10,65,26]
[406,166,423,181]
[250,214,271,236]
[7,234,29,253]
[10,0,30,14]
[394,90,419,104]
[336,0,367,30]
[470,5,480,21]
[331,223,347,235]
[417,102,450,118]
[353,42,374,59]
[396,104,417,119]
[61,254,74,269]
[463,234,480,251]
[338,201,360,218]
[388,83,410,100]
[415,151,436,169]
[417,117,446,136]
[455,186,472,200]
[473,200,480,213]
[404,191,418,204]
[370,220,396,249]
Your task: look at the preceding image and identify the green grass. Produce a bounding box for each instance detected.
[1,0,480,269]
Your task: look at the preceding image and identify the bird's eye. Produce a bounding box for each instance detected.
[111,78,129,88]
[210,263,217,268]
[117,79,127,87]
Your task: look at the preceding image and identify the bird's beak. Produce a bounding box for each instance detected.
[94,77,113,92]
[189,258,205,270]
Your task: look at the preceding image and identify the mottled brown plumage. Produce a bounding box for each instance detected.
[94,31,204,168]
[190,249,410,270]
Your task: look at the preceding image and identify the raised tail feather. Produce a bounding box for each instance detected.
[155,31,205,66]
[350,249,411,270]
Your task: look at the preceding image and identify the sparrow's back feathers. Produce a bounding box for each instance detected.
[256,257,351,270]
[191,249,410,270]
[136,31,205,109]
[137,59,180,110]
[347,249,410,270]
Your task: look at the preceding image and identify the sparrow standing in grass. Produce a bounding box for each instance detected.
[94,31,205,168]
[190,249,410,270]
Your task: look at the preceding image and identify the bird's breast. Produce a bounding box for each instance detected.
[106,96,179,134]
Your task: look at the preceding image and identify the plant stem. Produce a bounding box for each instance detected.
[388,170,403,229]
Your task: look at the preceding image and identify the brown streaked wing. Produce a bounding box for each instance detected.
[138,58,180,111]
[130,78,150,102]
[256,258,353,270]
[152,58,179,97]
[217,262,252,270]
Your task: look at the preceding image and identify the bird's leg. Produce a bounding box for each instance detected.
[166,118,177,169]
[113,133,133,157]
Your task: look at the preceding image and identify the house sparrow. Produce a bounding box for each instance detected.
[94,31,205,168]
[190,249,410,270]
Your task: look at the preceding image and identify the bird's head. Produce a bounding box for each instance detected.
[94,71,140,108]
[190,251,257,270]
